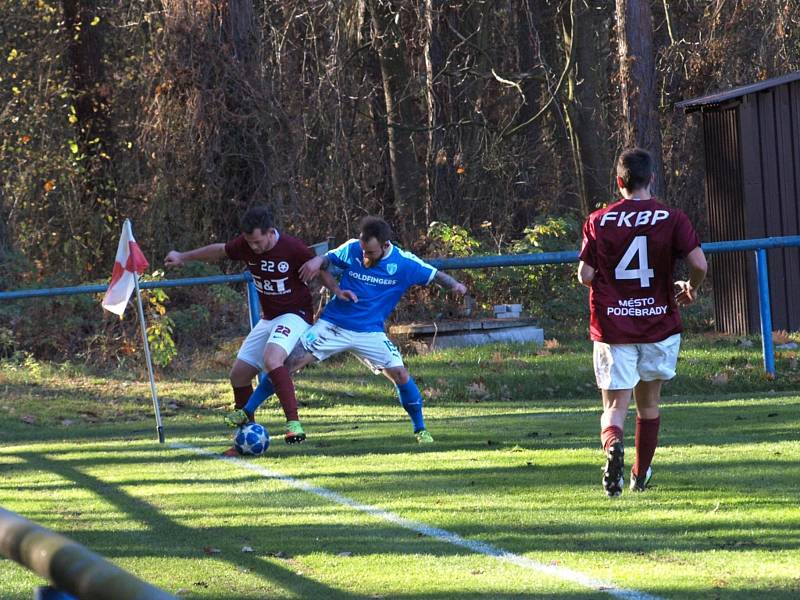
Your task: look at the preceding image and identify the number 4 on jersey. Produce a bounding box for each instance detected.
[615,235,654,287]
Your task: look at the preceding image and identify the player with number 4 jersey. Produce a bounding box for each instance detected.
[578,148,707,497]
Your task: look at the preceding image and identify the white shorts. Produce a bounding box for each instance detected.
[237,313,311,371]
[593,333,681,390]
[301,319,404,373]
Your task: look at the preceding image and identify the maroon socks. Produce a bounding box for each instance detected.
[633,416,660,477]
[268,366,299,422]
[601,425,623,452]
[233,385,253,410]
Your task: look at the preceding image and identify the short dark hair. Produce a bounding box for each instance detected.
[240,206,274,234]
[616,148,653,193]
[359,216,392,244]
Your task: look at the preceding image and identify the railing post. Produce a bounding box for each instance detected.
[755,248,776,377]
[244,272,265,384]
[244,272,261,330]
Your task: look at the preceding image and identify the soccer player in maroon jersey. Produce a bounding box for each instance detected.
[164,206,315,452]
[577,148,707,496]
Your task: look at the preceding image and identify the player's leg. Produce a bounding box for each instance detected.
[594,341,639,496]
[223,321,273,455]
[231,342,320,428]
[352,332,431,443]
[229,319,273,409]
[630,333,680,491]
[230,359,261,408]
[261,314,311,444]
[630,380,661,491]
[381,365,432,443]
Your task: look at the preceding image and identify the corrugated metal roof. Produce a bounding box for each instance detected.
[676,71,800,113]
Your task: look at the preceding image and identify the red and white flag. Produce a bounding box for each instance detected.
[102,220,149,316]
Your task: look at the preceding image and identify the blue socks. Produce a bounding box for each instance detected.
[396,377,426,432]
[244,374,275,416]
[248,372,426,432]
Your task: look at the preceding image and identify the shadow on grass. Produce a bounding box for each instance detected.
[8,451,369,600]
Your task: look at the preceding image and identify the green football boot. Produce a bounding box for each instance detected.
[224,408,252,428]
[284,420,306,444]
[415,429,434,444]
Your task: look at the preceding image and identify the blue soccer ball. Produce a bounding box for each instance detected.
[234,422,270,456]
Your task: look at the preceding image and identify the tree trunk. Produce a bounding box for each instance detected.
[61,0,116,272]
[616,0,666,197]
[367,0,423,229]
[62,0,114,159]
[567,0,614,213]
[423,0,458,224]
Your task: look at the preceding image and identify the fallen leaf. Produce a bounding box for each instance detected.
[337,551,353,557]
[241,545,254,553]
[202,546,221,555]
[21,415,36,425]
[466,380,490,399]
[423,387,443,400]
[711,372,729,385]
[772,329,791,345]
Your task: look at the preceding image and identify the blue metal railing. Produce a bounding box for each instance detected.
[2,235,800,375]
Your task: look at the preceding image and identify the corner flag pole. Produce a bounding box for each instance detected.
[128,220,165,443]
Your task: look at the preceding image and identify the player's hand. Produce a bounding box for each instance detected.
[299,256,323,283]
[674,280,697,306]
[164,251,184,268]
[335,289,358,303]
[452,282,467,296]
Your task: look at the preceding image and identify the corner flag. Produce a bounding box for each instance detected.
[102,220,149,316]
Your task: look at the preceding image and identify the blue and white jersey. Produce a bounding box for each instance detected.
[320,239,437,332]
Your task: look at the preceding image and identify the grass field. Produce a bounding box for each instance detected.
[1,335,799,599]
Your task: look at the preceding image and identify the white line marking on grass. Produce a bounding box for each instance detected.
[172,443,663,600]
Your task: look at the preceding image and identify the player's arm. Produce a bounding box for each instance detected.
[674,246,707,306]
[299,255,327,282]
[577,261,595,287]
[302,255,358,302]
[317,266,358,303]
[164,243,226,267]
[433,270,467,296]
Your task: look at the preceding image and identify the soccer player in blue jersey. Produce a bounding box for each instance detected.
[226,215,467,443]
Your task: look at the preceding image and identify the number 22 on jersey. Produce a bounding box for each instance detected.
[614,235,654,287]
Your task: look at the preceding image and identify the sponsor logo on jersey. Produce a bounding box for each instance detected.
[599,209,669,227]
[278,261,289,273]
[607,296,668,316]
[386,263,398,275]
[350,271,398,286]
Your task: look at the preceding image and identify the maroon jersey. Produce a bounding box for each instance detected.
[579,198,701,344]
[225,233,315,324]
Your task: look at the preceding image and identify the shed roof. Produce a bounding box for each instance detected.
[676,71,800,113]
